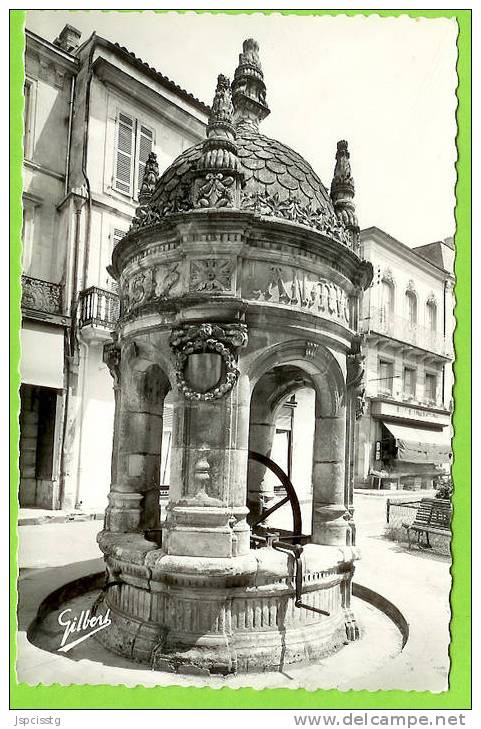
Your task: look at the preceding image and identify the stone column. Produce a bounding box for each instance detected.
[311,398,350,546]
[247,397,277,524]
[105,351,168,534]
[164,371,250,558]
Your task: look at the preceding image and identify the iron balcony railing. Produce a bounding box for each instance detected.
[21,275,63,316]
[78,286,120,329]
[361,307,452,357]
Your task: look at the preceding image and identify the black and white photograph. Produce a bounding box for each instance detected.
[16,9,458,693]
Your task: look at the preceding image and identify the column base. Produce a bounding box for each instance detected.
[104,492,143,532]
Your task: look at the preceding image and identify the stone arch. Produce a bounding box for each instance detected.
[247,339,345,418]
[247,340,351,546]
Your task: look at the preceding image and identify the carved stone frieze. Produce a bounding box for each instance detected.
[189,258,234,293]
[244,263,351,326]
[121,262,181,315]
[21,275,62,315]
[170,322,248,401]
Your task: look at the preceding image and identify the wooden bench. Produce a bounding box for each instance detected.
[403,498,452,549]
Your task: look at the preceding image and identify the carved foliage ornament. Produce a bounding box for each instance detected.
[103,341,121,388]
[382,268,394,286]
[195,173,235,208]
[241,191,352,247]
[346,336,366,420]
[170,322,248,401]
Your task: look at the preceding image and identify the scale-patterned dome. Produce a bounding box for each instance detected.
[152,126,335,218]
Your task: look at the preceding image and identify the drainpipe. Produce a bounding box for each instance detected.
[80,39,96,291]
[63,38,96,509]
[74,337,90,509]
[64,74,76,196]
[58,197,85,509]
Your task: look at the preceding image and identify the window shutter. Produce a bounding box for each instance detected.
[115,112,135,194]
[136,124,154,196]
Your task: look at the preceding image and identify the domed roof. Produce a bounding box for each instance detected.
[132,39,358,250]
[152,125,335,218]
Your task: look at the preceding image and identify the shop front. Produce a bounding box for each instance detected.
[368,399,452,491]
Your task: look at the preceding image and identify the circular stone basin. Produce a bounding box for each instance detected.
[26,581,405,690]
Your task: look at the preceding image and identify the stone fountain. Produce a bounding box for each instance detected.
[96,39,373,674]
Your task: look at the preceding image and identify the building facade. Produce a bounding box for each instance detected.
[20,24,208,511]
[354,227,454,489]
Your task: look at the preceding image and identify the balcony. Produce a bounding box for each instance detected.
[21,275,66,323]
[361,307,452,358]
[78,286,120,341]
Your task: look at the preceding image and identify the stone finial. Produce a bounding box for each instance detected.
[194,75,242,208]
[330,140,360,248]
[138,152,159,205]
[209,73,234,126]
[130,152,159,228]
[231,39,270,129]
[198,74,238,172]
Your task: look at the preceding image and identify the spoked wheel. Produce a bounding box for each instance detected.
[248,450,303,541]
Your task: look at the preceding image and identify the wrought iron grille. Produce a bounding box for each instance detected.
[21,275,63,315]
[78,286,120,329]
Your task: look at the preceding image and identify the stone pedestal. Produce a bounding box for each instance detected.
[164,373,250,558]
[95,536,355,674]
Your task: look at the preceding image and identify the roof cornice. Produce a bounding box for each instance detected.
[25,28,79,72]
[361,226,454,280]
[91,35,210,117]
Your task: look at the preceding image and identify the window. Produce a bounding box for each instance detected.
[114,112,154,198]
[425,373,437,403]
[381,280,394,321]
[405,290,417,326]
[403,367,416,398]
[379,359,394,395]
[426,300,437,332]
[21,201,35,272]
[24,79,35,159]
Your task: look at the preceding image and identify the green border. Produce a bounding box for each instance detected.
[10,7,471,710]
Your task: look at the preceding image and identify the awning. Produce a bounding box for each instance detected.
[383,422,452,464]
[20,322,64,389]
